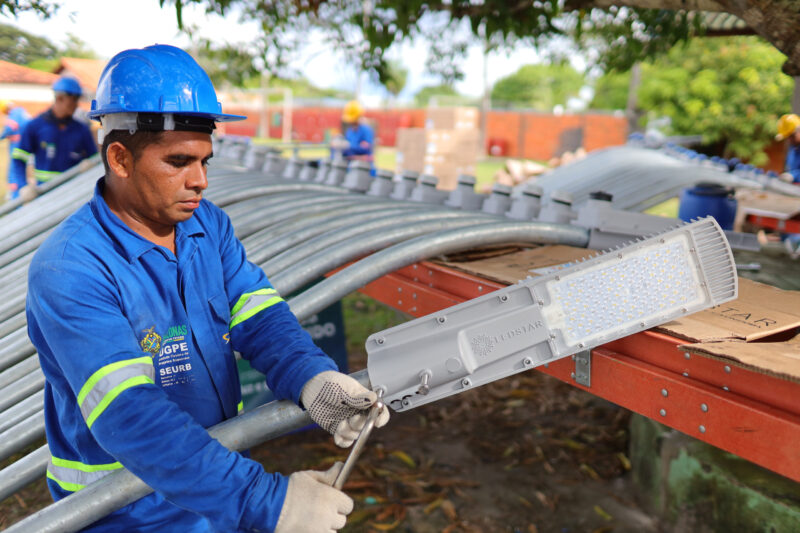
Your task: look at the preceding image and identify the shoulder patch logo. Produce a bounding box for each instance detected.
[140,326,162,356]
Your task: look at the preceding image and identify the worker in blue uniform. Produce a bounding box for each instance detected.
[26,45,388,533]
[776,113,800,184]
[0,100,31,200]
[331,100,375,173]
[11,76,97,188]
[775,114,800,257]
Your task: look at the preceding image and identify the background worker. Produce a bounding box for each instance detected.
[774,113,800,257]
[0,100,30,200]
[11,75,97,189]
[26,45,387,533]
[775,113,800,184]
[331,100,375,172]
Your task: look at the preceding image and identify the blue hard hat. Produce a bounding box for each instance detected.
[53,76,83,97]
[89,44,245,123]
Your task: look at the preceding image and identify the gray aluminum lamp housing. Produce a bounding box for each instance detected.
[367,217,737,412]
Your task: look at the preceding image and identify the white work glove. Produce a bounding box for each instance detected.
[779,172,796,183]
[275,462,353,533]
[301,370,390,448]
[330,137,350,150]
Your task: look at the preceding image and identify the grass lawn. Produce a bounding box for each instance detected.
[644,197,680,218]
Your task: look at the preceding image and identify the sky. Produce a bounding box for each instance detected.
[4,0,585,107]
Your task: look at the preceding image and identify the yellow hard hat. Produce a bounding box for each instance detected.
[776,113,800,141]
[342,100,363,122]
[0,100,10,114]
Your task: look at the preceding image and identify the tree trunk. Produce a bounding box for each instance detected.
[625,62,643,134]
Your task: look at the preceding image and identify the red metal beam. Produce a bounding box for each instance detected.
[357,260,800,483]
[745,214,800,234]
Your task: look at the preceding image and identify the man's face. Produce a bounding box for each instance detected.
[124,131,212,227]
[52,93,79,119]
[792,130,800,145]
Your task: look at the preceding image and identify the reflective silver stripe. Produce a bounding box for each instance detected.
[230,289,284,328]
[47,458,122,492]
[79,362,155,422]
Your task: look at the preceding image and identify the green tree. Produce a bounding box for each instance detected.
[491,63,584,111]
[637,36,793,165]
[0,22,57,64]
[380,59,407,100]
[156,0,800,79]
[590,70,632,111]
[4,1,798,78]
[413,84,473,107]
[61,33,98,58]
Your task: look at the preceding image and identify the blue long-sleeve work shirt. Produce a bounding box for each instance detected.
[342,123,374,159]
[26,179,337,532]
[1,106,30,194]
[12,108,97,184]
[785,142,800,183]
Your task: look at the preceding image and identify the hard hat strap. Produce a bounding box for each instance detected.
[100,112,216,135]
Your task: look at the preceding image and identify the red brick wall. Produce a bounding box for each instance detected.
[220,106,629,160]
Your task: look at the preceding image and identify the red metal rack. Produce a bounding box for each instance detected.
[745,214,800,234]
[358,260,800,483]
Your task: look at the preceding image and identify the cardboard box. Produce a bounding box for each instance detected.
[438,245,800,382]
[396,128,480,178]
[425,107,480,130]
[425,129,480,156]
[395,128,427,173]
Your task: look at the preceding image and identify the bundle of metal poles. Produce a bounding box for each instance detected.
[529,142,799,211]
[0,138,588,532]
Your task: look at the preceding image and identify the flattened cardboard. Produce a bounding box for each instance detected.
[656,277,800,342]
[736,189,800,220]
[679,340,800,383]
[439,245,593,285]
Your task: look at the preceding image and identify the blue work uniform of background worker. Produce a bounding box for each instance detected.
[776,113,800,184]
[0,101,31,199]
[26,45,387,533]
[333,100,375,174]
[12,76,97,185]
[784,141,800,183]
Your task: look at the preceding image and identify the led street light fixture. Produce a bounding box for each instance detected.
[367,217,737,412]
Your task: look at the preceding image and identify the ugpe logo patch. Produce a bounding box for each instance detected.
[140,326,162,356]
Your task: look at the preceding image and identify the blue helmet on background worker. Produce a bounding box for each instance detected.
[52,76,83,97]
[90,44,245,135]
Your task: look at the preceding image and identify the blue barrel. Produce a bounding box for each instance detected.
[678,182,737,230]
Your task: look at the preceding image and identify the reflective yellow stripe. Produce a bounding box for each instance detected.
[11,147,30,161]
[230,288,284,328]
[50,456,122,472]
[78,356,153,406]
[78,356,155,428]
[237,401,244,413]
[86,375,154,428]
[46,457,123,493]
[230,296,283,328]
[47,470,85,492]
[34,169,61,182]
[231,288,278,316]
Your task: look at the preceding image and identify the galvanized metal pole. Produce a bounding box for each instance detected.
[2,372,368,533]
